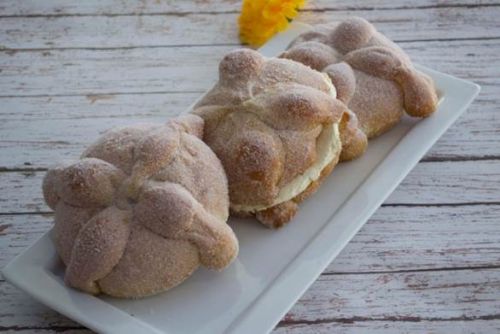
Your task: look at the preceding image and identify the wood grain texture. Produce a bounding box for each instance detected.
[1,6,499,50]
[0,0,498,16]
[284,268,500,322]
[0,282,83,330]
[328,204,500,273]
[0,330,88,334]
[0,14,240,49]
[1,0,499,333]
[1,39,498,97]
[0,94,197,169]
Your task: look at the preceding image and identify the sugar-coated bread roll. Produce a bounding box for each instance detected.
[193,49,367,228]
[43,115,238,298]
[282,17,439,138]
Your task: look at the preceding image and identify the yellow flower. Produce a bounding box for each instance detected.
[239,0,307,47]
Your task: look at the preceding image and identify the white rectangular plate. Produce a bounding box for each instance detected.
[2,22,480,334]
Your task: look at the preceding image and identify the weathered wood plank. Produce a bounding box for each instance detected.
[0,214,53,269]
[1,159,498,214]
[2,204,500,273]
[1,39,497,96]
[1,6,499,50]
[0,14,239,50]
[0,172,47,213]
[0,0,497,16]
[0,282,84,329]
[0,39,497,96]
[0,93,198,169]
[0,92,199,121]
[285,268,500,322]
[0,0,242,16]
[425,96,499,161]
[386,159,500,205]
[327,204,500,273]
[0,329,88,334]
[0,45,224,96]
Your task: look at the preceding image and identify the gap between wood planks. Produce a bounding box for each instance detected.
[0,325,86,332]
[2,202,500,217]
[277,314,500,326]
[3,315,500,333]
[3,313,500,332]
[0,2,498,18]
[0,2,499,51]
[1,36,500,53]
[1,156,499,173]
[324,265,500,276]
[0,83,494,99]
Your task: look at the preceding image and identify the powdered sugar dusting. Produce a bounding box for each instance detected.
[193,49,349,227]
[42,115,238,298]
[283,17,439,139]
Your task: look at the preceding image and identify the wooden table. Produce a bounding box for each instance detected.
[1,0,499,332]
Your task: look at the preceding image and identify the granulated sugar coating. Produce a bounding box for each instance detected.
[282,17,438,139]
[42,115,238,298]
[193,49,367,228]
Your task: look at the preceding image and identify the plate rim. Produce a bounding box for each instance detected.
[226,68,481,334]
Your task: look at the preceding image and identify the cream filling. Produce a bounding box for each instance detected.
[231,122,341,213]
[322,72,337,98]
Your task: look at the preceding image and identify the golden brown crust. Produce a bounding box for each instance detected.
[338,109,368,162]
[282,35,368,157]
[193,49,346,226]
[255,201,298,229]
[348,70,404,138]
[43,115,238,298]
[283,17,438,139]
